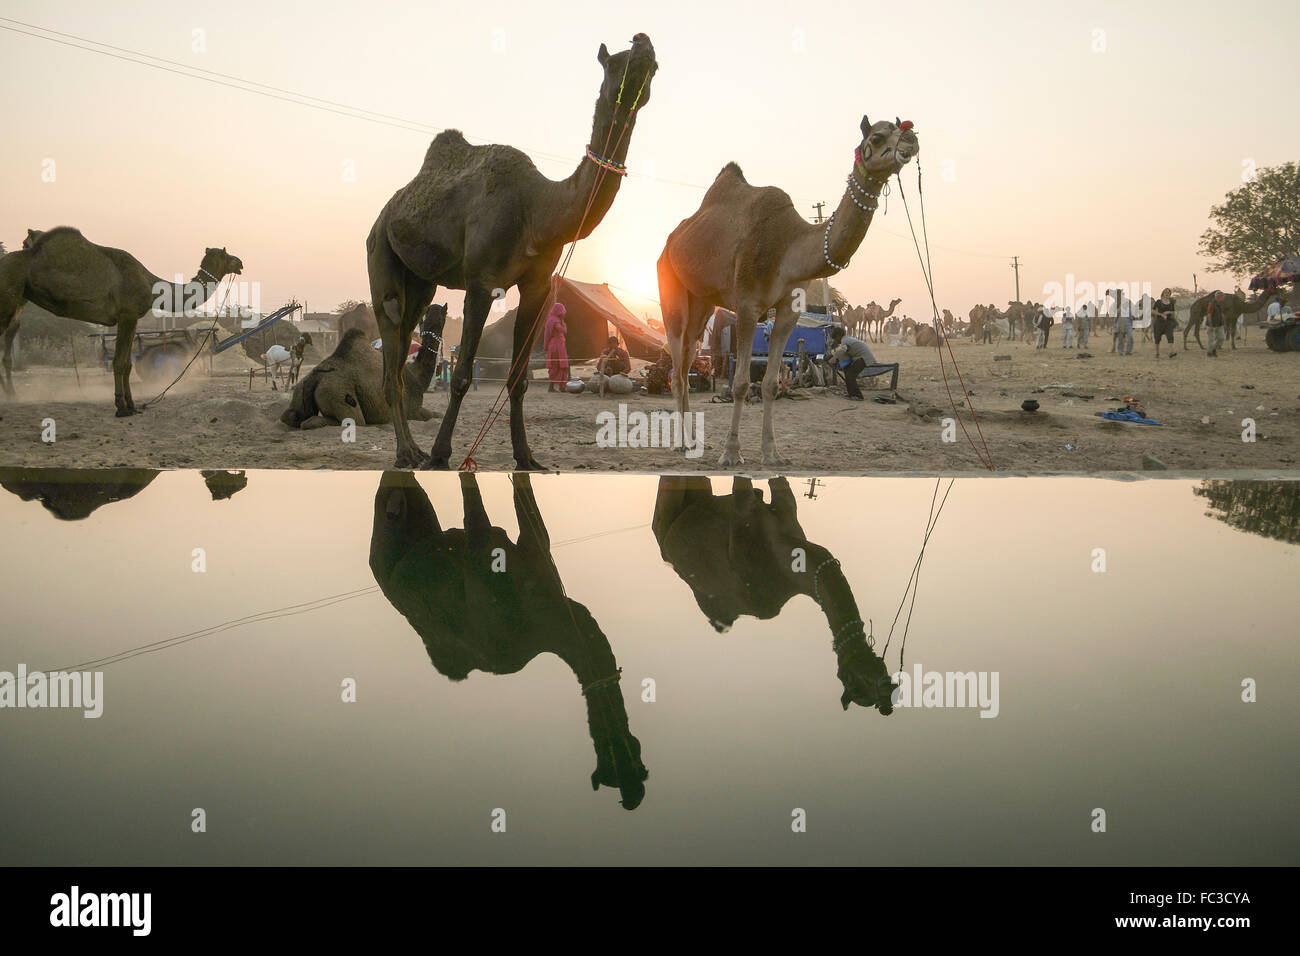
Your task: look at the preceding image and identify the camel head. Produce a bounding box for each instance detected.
[419,302,448,343]
[22,228,43,249]
[596,33,658,113]
[855,116,919,188]
[836,640,898,715]
[201,246,243,280]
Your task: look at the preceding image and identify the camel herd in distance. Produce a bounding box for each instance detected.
[3,30,1279,472]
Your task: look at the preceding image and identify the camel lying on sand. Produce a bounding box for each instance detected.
[281,304,445,429]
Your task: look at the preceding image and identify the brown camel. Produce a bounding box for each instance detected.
[653,476,896,713]
[367,34,658,470]
[1183,291,1271,350]
[281,304,445,429]
[859,297,902,342]
[658,116,918,466]
[0,227,242,414]
[370,470,647,808]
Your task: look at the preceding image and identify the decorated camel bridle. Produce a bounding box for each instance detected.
[584,34,656,177]
[822,120,915,272]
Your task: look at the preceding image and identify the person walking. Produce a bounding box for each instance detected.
[1076,303,1091,348]
[1061,308,1075,348]
[543,302,569,392]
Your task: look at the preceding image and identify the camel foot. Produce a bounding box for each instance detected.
[514,456,548,472]
[718,447,744,468]
[115,407,139,418]
[393,447,428,470]
[762,450,792,467]
[421,456,451,471]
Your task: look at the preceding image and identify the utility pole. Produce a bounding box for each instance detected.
[1011,256,1021,302]
[805,477,821,499]
[812,202,826,224]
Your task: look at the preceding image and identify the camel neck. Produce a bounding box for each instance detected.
[537,97,637,246]
[822,170,886,276]
[150,271,223,317]
[803,547,866,644]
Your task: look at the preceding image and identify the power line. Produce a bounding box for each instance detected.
[0,16,1015,262]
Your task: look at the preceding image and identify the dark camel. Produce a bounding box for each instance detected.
[653,476,896,714]
[367,35,658,469]
[0,227,242,414]
[370,470,647,808]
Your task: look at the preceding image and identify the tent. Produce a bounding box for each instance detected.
[480,277,666,362]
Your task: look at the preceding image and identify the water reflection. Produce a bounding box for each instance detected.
[653,476,896,713]
[369,471,648,809]
[0,467,158,520]
[201,469,249,501]
[1195,480,1300,545]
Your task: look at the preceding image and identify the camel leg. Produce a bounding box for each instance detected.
[658,251,694,415]
[512,472,553,559]
[428,284,492,470]
[759,299,798,466]
[507,276,555,471]
[112,316,141,416]
[720,304,760,468]
[1,316,17,399]
[459,471,491,551]
[370,232,435,467]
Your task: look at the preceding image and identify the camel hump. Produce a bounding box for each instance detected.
[333,327,371,357]
[27,225,84,251]
[719,162,745,182]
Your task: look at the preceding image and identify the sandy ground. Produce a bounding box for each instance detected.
[1,334,1297,474]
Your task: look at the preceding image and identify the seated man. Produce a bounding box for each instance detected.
[828,326,878,401]
[592,335,633,397]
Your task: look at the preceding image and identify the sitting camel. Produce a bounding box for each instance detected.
[0,226,243,414]
[1183,290,1271,351]
[281,304,446,429]
[653,475,896,714]
[370,470,647,808]
[658,116,918,466]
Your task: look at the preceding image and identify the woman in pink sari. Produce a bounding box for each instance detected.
[543,302,569,392]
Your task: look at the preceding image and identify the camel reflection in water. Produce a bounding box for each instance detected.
[369,471,647,809]
[0,467,159,519]
[653,476,896,714]
[0,467,248,519]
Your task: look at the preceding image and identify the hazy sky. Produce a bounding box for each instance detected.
[3,0,1297,322]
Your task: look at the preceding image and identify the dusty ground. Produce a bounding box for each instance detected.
[1,334,1297,474]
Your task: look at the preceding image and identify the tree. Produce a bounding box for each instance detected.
[1200,162,1300,279]
[336,299,366,314]
[0,241,7,255]
[827,284,848,316]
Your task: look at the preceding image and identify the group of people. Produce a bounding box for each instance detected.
[543,301,632,395]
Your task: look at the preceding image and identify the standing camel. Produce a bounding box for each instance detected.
[861,298,902,342]
[1183,291,1271,351]
[367,34,658,469]
[0,227,242,414]
[658,116,918,466]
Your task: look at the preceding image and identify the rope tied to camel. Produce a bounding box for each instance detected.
[894,161,994,471]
